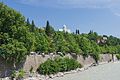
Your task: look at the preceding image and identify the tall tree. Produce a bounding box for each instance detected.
[45,21,54,37]
[78,29,80,34]
[31,20,35,32]
[76,29,78,34]
[26,18,30,26]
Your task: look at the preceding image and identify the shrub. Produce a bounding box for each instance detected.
[11,69,25,79]
[37,57,82,75]
[18,69,25,79]
[30,66,33,73]
[90,53,100,64]
[37,59,59,75]
[11,70,17,78]
[116,54,120,60]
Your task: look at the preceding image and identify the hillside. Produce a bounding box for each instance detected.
[0,2,120,67]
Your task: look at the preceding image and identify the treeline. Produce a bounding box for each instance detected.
[0,2,120,66]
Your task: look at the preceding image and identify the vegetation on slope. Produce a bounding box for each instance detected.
[37,57,82,75]
[0,2,120,67]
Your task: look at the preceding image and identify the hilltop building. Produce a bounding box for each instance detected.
[97,36,108,44]
[58,25,71,33]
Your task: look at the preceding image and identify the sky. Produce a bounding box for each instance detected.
[1,0,120,37]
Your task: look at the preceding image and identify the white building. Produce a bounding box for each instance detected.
[58,25,71,33]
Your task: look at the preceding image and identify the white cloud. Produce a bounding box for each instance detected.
[17,0,112,8]
[16,0,120,16]
[109,0,120,17]
[114,13,120,16]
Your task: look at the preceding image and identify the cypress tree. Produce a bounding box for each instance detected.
[31,20,35,32]
[26,18,30,26]
[45,21,54,37]
[78,29,80,34]
[76,29,78,34]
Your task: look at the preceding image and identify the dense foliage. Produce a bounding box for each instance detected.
[11,69,25,79]
[116,54,120,60]
[1,2,120,67]
[37,57,82,75]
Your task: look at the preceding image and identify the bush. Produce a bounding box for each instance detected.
[18,69,25,79]
[11,70,17,78]
[37,57,82,75]
[116,54,120,60]
[11,69,25,79]
[37,59,59,75]
[90,53,100,64]
[30,66,33,73]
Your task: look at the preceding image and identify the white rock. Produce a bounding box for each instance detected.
[79,68,84,71]
[57,72,64,77]
[49,74,54,78]
[4,77,10,80]
[71,70,77,73]
[76,68,81,71]
[64,71,71,74]
[45,75,49,80]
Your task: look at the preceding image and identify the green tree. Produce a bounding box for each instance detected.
[31,20,36,32]
[88,30,98,41]
[26,18,30,26]
[45,21,54,37]
[79,37,92,58]
[64,33,82,54]
[90,41,100,64]
[53,32,69,53]
[0,40,27,68]
[35,33,49,53]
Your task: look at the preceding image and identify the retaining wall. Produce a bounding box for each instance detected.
[0,54,117,77]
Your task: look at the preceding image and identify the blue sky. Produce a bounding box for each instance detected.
[1,0,120,37]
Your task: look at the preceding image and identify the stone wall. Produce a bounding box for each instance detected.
[0,54,117,77]
[0,57,24,77]
[23,54,114,72]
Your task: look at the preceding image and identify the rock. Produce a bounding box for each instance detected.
[40,75,46,79]
[57,72,64,77]
[49,74,54,78]
[4,77,10,80]
[76,68,81,71]
[79,68,84,71]
[45,75,49,80]
[71,70,77,73]
[84,67,88,70]
[64,71,71,74]
[56,73,61,77]
[24,77,38,80]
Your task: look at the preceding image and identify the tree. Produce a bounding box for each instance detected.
[64,33,81,54]
[26,18,30,26]
[53,32,69,53]
[90,41,100,64]
[78,29,80,34]
[79,37,92,58]
[45,21,54,37]
[75,29,80,34]
[76,29,78,34]
[106,35,120,46]
[35,33,49,53]
[31,20,35,32]
[88,30,98,41]
[0,2,28,66]
[0,40,27,68]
